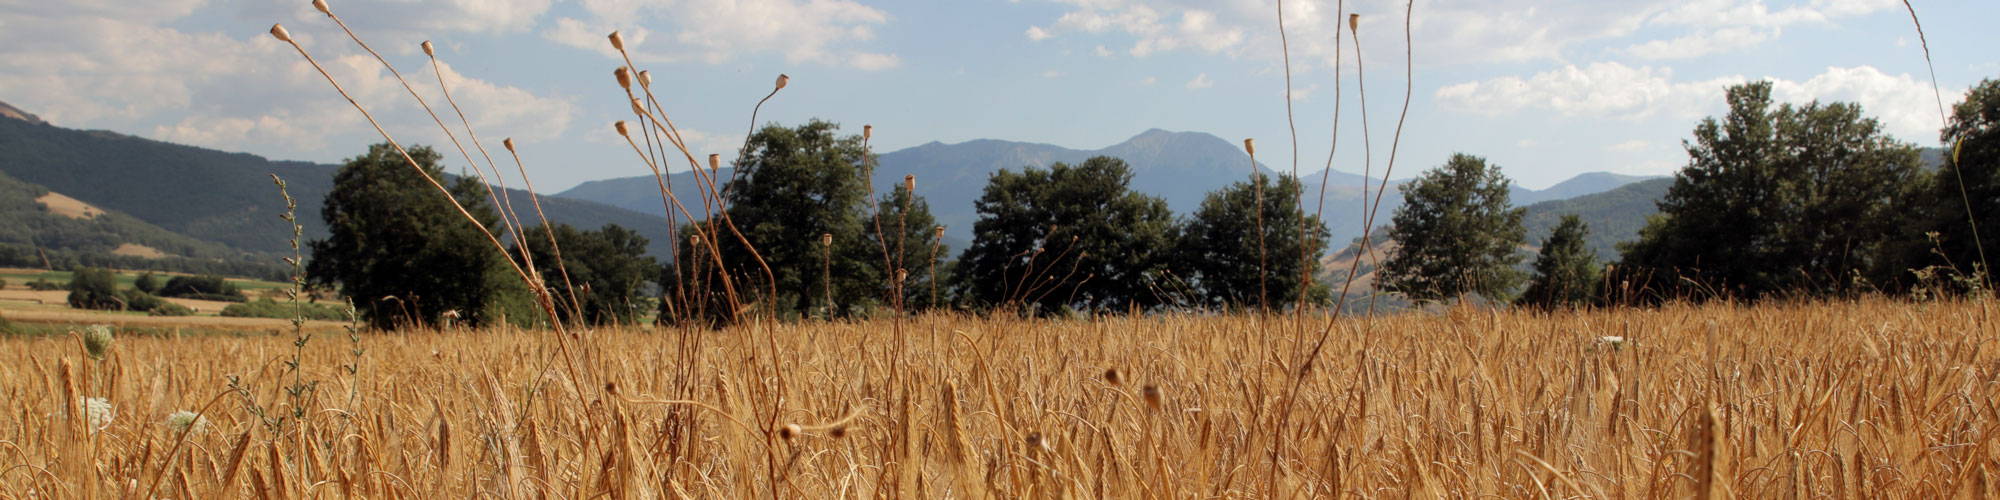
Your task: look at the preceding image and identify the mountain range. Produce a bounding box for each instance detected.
[0,99,1665,279]
[559,128,1662,246]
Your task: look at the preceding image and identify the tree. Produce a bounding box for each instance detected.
[1620,82,1921,300]
[133,272,159,293]
[1379,153,1527,303]
[955,156,1176,314]
[867,182,949,311]
[707,120,885,320]
[515,223,659,326]
[307,143,522,329]
[1907,78,2000,287]
[1516,215,1599,309]
[158,274,245,302]
[1176,174,1330,310]
[67,266,121,310]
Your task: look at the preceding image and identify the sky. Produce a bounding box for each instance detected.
[1,0,1995,192]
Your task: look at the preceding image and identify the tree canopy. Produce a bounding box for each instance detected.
[516,223,658,326]
[1379,153,1527,303]
[955,156,1176,314]
[1175,173,1330,310]
[1619,81,1922,300]
[1517,215,1599,309]
[307,143,524,329]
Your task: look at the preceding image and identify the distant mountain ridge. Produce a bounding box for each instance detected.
[559,128,1656,245]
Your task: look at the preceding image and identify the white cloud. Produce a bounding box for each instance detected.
[1186,73,1213,89]
[849,52,902,70]
[1140,76,1158,85]
[1438,63,1953,144]
[1042,69,1066,79]
[1625,27,1774,60]
[1435,63,1743,120]
[1026,26,1054,41]
[1607,139,1651,152]
[1769,65,1954,143]
[1019,0,1906,69]
[1093,45,1114,57]
[0,4,576,161]
[543,0,897,69]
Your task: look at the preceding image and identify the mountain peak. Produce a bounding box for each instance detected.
[0,100,48,125]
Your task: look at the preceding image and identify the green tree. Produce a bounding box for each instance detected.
[1907,78,2000,286]
[1379,153,1527,303]
[709,120,883,320]
[867,182,949,311]
[1176,174,1330,310]
[1516,215,1599,309]
[307,143,522,329]
[955,156,1176,314]
[1620,82,1921,300]
[66,266,122,310]
[133,272,159,293]
[515,223,659,326]
[158,274,245,302]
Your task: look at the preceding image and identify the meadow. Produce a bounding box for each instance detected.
[2,298,1995,498]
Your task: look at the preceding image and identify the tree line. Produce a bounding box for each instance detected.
[302,77,2000,328]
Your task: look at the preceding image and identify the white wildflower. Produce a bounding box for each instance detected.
[82,397,114,431]
[165,410,207,435]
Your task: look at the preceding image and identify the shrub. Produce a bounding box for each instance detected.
[27,278,62,291]
[158,275,245,302]
[67,267,123,310]
[148,301,194,317]
[0,277,8,290]
[221,298,347,321]
[134,272,160,293]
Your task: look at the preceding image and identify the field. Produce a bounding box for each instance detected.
[2,298,1997,498]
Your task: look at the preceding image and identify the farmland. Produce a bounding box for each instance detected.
[1,298,1995,497]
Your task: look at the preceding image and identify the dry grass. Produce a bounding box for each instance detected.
[3,298,1997,497]
[34,192,104,220]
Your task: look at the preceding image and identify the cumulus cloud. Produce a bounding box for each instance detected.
[542,0,899,70]
[0,3,575,162]
[1186,73,1214,89]
[1438,64,1953,143]
[1017,0,1904,69]
[1026,26,1053,41]
[1435,63,1743,120]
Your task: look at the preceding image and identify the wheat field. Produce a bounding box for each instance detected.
[2,298,1997,498]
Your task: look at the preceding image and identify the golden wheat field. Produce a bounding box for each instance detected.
[3,298,1998,498]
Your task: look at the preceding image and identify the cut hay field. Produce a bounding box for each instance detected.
[2,299,1996,498]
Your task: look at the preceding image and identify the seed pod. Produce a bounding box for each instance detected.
[1349,13,1359,31]
[1142,385,1162,411]
[896,269,909,283]
[708,154,721,170]
[778,423,801,440]
[421,40,435,57]
[614,67,631,89]
[821,233,833,247]
[774,74,789,90]
[827,426,847,438]
[629,97,646,117]
[614,121,630,136]
[637,70,652,88]
[903,174,915,193]
[503,138,516,152]
[312,0,331,15]
[608,31,625,51]
[863,124,873,140]
[1243,138,1256,155]
[269,24,292,42]
[933,225,945,239]
[1103,368,1122,386]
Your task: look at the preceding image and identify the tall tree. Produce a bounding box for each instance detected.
[713,120,884,319]
[515,223,658,326]
[1516,215,1599,309]
[1379,153,1527,303]
[1908,78,2000,286]
[1620,81,1921,300]
[1176,174,1330,310]
[307,143,521,329]
[956,156,1175,314]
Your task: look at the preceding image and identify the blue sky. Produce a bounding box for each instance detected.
[2,0,1995,192]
